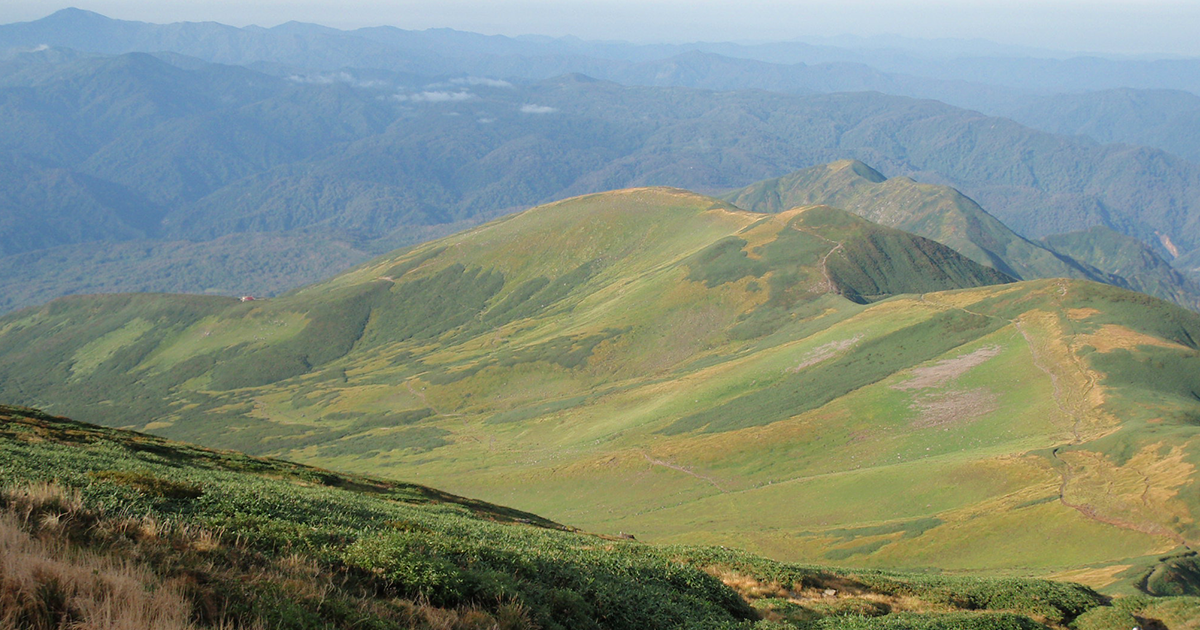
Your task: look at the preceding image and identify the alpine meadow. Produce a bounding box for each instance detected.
[4,6,1200,630]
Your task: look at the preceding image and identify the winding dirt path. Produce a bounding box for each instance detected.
[788,224,844,295]
[641,452,728,492]
[916,291,1186,544]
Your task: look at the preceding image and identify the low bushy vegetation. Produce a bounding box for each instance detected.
[2,405,1196,629]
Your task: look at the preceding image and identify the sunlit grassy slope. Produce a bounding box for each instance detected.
[8,404,1179,630]
[2,187,1200,594]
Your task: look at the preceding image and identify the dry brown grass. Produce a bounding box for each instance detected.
[0,483,539,630]
[712,568,796,599]
[0,512,197,630]
[1078,324,1192,353]
[708,565,957,623]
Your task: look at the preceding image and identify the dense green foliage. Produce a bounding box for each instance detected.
[1005,88,1200,163]
[5,405,1182,630]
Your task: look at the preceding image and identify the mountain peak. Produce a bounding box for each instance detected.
[827,159,887,183]
[40,7,111,24]
[550,72,600,84]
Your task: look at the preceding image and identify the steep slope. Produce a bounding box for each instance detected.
[3,405,1155,630]
[0,188,1009,425]
[721,160,1091,282]
[1,188,1200,593]
[1043,226,1200,312]
[722,160,1200,311]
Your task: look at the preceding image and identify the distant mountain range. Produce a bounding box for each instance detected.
[9,9,1200,97]
[3,47,1200,311]
[1002,88,1200,163]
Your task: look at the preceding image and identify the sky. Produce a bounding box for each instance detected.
[5,0,1200,57]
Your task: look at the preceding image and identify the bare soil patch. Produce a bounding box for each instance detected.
[788,335,863,373]
[910,388,1000,429]
[894,345,1001,390]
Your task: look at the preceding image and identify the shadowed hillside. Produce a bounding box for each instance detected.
[722,160,1093,282]
[723,160,1200,310]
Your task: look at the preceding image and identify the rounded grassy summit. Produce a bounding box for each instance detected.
[1,186,1199,596]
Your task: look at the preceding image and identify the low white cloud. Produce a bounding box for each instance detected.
[286,71,387,88]
[394,90,475,103]
[520,104,558,114]
[451,76,514,88]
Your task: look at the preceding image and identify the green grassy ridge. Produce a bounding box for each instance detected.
[792,206,1015,302]
[0,187,1006,419]
[1042,226,1200,312]
[723,160,1200,312]
[3,189,1200,593]
[721,160,1093,283]
[5,404,1186,630]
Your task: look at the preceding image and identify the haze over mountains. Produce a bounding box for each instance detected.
[5,11,1200,314]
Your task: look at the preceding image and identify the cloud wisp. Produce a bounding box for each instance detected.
[396,90,476,103]
[451,77,514,88]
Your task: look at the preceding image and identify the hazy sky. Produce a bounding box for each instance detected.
[6,0,1200,56]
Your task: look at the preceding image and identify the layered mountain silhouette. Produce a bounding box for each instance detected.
[3,49,1200,312]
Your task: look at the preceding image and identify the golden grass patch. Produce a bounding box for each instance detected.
[1046,564,1131,590]
[1057,443,1196,544]
[1078,324,1193,353]
[1066,308,1102,321]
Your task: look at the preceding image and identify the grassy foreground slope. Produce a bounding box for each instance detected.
[5,404,1200,630]
[1,188,1200,594]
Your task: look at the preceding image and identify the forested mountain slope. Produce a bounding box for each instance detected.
[3,51,1200,309]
